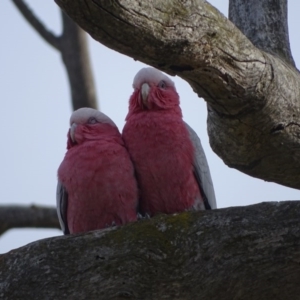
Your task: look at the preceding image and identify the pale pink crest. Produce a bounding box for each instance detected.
[133,67,175,89]
[70,107,116,127]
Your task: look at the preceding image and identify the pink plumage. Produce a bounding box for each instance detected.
[123,67,216,217]
[57,108,138,234]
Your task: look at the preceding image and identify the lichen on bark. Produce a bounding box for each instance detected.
[1,202,300,299]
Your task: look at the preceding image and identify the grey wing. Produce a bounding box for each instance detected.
[185,122,217,209]
[56,180,70,234]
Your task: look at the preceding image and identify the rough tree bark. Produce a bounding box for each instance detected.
[54,0,300,190]
[229,0,295,67]
[12,0,98,110]
[1,201,300,299]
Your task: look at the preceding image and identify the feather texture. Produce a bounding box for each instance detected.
[123,68,216,216]
[57,108,138,234]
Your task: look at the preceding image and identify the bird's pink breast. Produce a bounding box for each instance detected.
[58,138,137,233]
[123,111,201,216]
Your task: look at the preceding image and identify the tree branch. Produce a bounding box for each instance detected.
[0,205,60,235]
[229,0,295,67]
[11,0,60,50]
[54,0,300,189]
[1,201,300,299]
[60,11,98,110]
[12,0,98,110]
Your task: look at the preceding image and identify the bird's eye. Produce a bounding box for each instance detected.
[158,80,166,89]
[88,117,98,124]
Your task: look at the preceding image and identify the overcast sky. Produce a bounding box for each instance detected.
[1,1,299,253]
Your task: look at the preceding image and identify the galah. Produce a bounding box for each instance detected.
[57,107,138,234]
[122,67,216,217]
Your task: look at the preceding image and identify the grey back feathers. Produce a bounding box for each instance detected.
[56,181,69,234]
[185,122,217,209]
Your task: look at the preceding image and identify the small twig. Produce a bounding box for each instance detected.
[0,205,61,235]
[11,0,61,50]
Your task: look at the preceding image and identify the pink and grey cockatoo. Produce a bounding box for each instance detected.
[57,107,138,234]
[122,67,216,217]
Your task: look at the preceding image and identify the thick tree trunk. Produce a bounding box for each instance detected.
[54,0,300,190]
[229,0,295,67]
[1,201,300,299]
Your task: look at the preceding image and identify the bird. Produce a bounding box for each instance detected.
[57,107,138,234]
[122,67,216,217]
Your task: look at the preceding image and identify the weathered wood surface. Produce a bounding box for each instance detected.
[1,201,300,299]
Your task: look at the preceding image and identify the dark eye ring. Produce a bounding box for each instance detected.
[158,80,166,89]
[88,117,98,124]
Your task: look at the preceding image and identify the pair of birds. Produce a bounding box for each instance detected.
[57,67,216,234]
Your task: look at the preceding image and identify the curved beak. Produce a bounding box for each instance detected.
[141,83,150,107]
[70,123,77,143]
